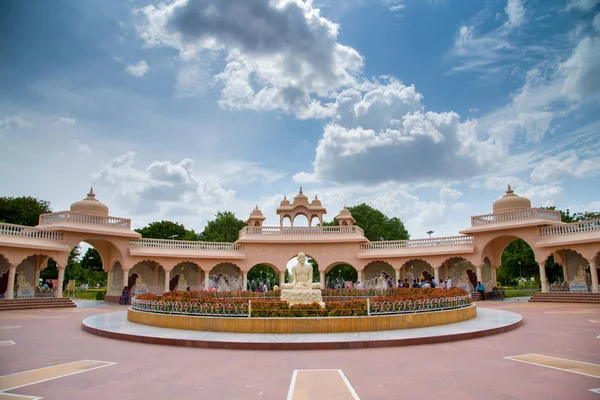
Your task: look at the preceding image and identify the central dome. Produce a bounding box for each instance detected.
[293,186,309,206]
[492,185,531,213]
[70,188,109,216]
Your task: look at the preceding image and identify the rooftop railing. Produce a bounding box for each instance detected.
[360,235,473,250]
[129,238,243,251]
[0,222,64,241]
[471,208,561,226]
[239,225,364,237]
[540,219,600,237]
[39,211,131,229]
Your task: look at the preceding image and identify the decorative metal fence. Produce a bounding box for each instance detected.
[131,298,251,317]
[368,295,472,315]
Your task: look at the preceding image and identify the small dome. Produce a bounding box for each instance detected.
[492,185,531,213]
[249,205,265,218]
[293,186,309,205]
[311,195,322,207]
[337,206,353,218]
[280,195,291,207]
[70,188,109,216]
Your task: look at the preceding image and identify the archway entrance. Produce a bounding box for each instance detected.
[363,261,394,289]
[325,263,358,289]
[209,263,242,292]
[247,264,279,292]
[286,254,320,284]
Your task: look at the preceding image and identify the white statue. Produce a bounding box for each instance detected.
[135,275,145,286]
[281,253,320,290]
[574,265,587,280]
[216,276,229,292]
[570,265,589,292]
[280,252,324,307]
[175,274,189,291]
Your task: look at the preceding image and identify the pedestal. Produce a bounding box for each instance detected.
[569,280,588,292]
[281,289,325,307]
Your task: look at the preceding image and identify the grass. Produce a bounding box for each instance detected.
[63,289,106,300]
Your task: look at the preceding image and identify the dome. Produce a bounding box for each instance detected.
[311,195,322,207]
[492,185,531,213]
[293,186,309,205]
[249,205,265,218]
[280,195,291,207]
[336,206,355,223]
[70,188,109,216]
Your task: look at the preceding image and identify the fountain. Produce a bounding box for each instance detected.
[280,252,325,307]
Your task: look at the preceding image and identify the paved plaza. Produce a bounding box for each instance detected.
[0,301,599,399]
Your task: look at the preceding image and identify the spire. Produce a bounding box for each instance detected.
[315,195,318,199]
[299,186,303,194]
[87,187,96,199]
[507,184,513,194]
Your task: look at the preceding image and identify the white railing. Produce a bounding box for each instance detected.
[471,208,561,226]
[361,235,473,250]
[131,298,251,317]
[239,225,364,237]
[540,219,600,236]
[368,295,472,315]
[39,211,131,229]
[0,222,64,240]
[129,238,243,250]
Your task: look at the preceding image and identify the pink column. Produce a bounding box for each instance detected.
[163,269,170,293]
[5,265,16,299]
[57,267,65,298]
[590,261,599,293]
[433,267,440,287]
[538,262,548,293]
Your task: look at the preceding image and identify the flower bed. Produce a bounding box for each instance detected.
[133,287,471,318]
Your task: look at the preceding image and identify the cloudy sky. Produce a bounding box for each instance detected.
[1,0,599,239]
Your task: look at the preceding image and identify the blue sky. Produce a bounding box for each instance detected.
[1,0,599,238]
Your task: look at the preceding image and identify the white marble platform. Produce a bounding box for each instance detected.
[82,307,523,349]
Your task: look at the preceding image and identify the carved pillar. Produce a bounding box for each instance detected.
[34,268,41,288]
[107,269,113,289]
[562,264,569,282]
[163,269,170,293]
[197,266,202,287]
[394,268,400,286]
[590,260,599,293]
[279,271,285,287]
[204,271,210,291]
[123,269,129,290]
[476,265,483,283]
[243,271,248,291]
[444,261,449,279]
[57,267,65,298]
[5,265,16,299]
[319,271,325,289]
[491,266,497,286]
[538,262,548,293]
[434,267,440,287]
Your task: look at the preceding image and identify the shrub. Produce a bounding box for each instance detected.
[96,290,106,301]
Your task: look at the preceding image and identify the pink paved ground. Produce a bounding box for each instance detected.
[0,301,599,400]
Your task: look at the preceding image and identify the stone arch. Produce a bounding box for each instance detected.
[325,261,358,288]
[292,212,309,227]
[363,260,395,286]
[247,263,279,291]
[443,257,477,291]
[209,262,243,291]
[479,234,540,266]
[402,259,434,282]
[130,260,164,291]
[550,248,596,284]
[281,215,293,227]
[172,261,203,290]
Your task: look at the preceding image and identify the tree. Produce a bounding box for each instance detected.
[247,264,279,290]
[543,207,600,223]
[323,203,409,241]
[497,239,538,286]
[199,211,246,242]
[135,220,199,241]
[81,248,103,272]
[0,196,52,226]
[326,264,358,287]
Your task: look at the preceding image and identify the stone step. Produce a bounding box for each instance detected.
[0,298,76,311]
[0,304,77,311]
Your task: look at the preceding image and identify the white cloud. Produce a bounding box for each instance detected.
[54,117,76,125]
[126,60,150,77]
[70,139,91,158]
[559,36,600,102]
[91,152,234,215]
[389,5,406,12]
[135,0,363,118]
[505,0,525,28]
[567,0,600,12]
[0,114,25,131]
[529,151,600,182]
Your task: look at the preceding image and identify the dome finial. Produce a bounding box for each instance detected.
[87,187,96,199]
[315,195,318,200]
[299,186,303,194]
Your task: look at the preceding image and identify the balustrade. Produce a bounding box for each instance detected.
[470,208,561,226]
[360,235,473,250]
[129,238,243,251]
[39,211,131,229]
[540,219,600,236]
[239,225,364,237]
[0,223,64,241]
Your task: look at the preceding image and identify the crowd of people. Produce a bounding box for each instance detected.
[396,276,453,289]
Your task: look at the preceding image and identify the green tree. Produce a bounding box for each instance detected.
[81,248,103,271]
[323,203,409,241]
[497,239,538,286]
[0,196,52,226]
[199,211,246,242]
[326,264,358,287]
[135,220,199,240]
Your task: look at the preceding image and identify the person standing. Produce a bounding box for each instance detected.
[446,277,452,289]
[403,279,410,288]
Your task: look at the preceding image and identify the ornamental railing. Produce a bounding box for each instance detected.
[540,219,600,236]
[129,238,243,250]
[360,235,472,249]
[131,298,251,317]
[368,295,472,315]
[39,211,131,229]
[471,208,561,226]
[0,223,64,241]
[239,225,364,237]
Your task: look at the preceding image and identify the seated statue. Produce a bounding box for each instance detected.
[574,265,587,281]
[281,252,321,290]
[280,252,324,306]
